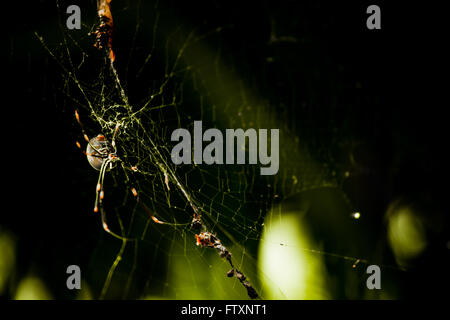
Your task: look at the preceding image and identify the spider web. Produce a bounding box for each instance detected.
[36,0,389,299]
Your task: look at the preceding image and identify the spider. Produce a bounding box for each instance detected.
[75,109,169,240]
[75,110,125,237]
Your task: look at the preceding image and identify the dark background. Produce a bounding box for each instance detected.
[1,0,448,300]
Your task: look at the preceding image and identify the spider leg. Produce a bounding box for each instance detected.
[94,158,109,213]
[74,109,103,154]
[75,141,105,158]
[98,204,134,241]
[93,160,134,241]
[75,109,90,142]
[111,122,120,149]
[131,187,166,225]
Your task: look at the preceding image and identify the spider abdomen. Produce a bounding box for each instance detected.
[86,134,116,171]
